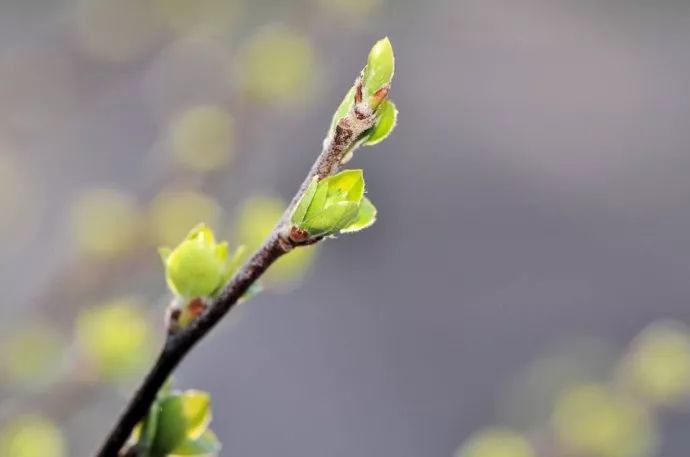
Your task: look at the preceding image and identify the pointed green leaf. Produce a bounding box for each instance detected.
[171,430,222,456]
[341,197,377,233]
[364,100,397,146]
[330,86,356,132]
[291,177,318,225]
[363,37,394,96]
[322,169,365,202]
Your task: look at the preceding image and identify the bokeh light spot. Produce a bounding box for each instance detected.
[169,105,235,172]
[624,320,690,405]
[552,383,657,457]
[152,0,244,37]
[76,296,154,380]
[70,188,142,258]
[236,27,317,104]
[0,414,65,457]
[0,322,67,391]
[455,427,535,457]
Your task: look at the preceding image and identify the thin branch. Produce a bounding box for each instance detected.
[96,77,382,457]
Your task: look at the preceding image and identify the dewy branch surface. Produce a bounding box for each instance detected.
[96,38,395,457]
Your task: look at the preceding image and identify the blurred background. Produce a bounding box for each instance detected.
[1,0,690,456]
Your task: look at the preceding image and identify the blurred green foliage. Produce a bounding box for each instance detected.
[76,296,155,380]
[0,414,65,457]
[152,0,243,37]
[70,188,142,258]
[236,27,317,104]
[552,383,656,457]
[623,320,690,405]
[169,105,235,173]
[455,427,535,457]
[0,322,67,390]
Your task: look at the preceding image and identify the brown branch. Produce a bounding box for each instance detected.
[95,77,382,457]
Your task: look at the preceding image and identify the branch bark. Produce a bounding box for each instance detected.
[96,76,381,457]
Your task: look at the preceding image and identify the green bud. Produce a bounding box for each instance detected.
[160,224,242,299]
[363,37,395,97]
[151,390,213,456]
[292,170,376,238]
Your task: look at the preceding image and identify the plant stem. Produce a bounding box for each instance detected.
[96,77,382,457]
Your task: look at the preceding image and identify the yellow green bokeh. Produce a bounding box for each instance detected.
[236,27,317,104]
[624,320,690,405]
[234,197,316,286]
[0,322,66,390]
[76,296,154,380]
[170,105,235,172]
[152,0,244,37]
[0,414,65,457]
[455,427,535,457]
[552,383,657,457]
[148,189,221,247]
[70,188,142,258]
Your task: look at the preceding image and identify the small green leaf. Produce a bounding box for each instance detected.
[171,430,222,456]
[364,100,397,146]
[152,390,212,455]
[363,37,394,96]
[291,177,318,225]
[152,394,187,455]
[341,197,377,233]
[330,86,356,131]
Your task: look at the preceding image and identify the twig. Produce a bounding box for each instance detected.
[95,76,383,457]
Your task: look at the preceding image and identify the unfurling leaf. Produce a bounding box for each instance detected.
[363,37,395,97]
[364,100,397,146]
[341,197,377,233]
